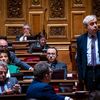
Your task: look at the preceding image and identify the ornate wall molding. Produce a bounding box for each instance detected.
[6,0,23,18]
[47,24,68,39]
[92,0,100,18]
[5,24,23,36]
[48,0,65,19]
[72,0,84,7]
[29,0,42,8]
[32,0,41,6]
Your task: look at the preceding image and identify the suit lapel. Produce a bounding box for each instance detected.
[97,31,100,57]
[83,33,88,53]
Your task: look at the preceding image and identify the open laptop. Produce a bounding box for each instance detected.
[51,69,65,80]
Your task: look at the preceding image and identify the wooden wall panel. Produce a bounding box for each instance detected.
[29,11,44,35]
[47,24,68,40]
[71,11,86,38]
[58,50,72,71]
[0,0,94,72]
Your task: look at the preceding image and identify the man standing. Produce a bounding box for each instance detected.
[76,15,100,91]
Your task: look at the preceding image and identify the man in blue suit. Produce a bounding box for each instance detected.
[0,61,21,94]
[0,38,33,71]
[76,15,100,92]
[26,61,73,100]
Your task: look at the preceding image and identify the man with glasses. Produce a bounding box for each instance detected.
[46,47,67,79]
[0,38,33,71]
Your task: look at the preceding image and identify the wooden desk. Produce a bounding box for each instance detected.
[0,92,89,100]
[0,94,26,100]
[16,53,47,62]
[12,40,38,53]
[19,79,79,95]
[12,40,38,45]
[19,79,78,84]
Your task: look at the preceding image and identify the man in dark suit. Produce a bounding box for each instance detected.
[0,61,21,94]
[46,47,67,79]
[76,15,100,92]
[26,61,73,100]
[0,38,33,71]
[16,24,34,41]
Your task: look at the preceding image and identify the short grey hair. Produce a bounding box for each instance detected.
[23,23,31,30]
[0,61,8,70]
[83,15,97,27]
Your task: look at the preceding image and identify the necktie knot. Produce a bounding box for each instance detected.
[91,35,96,40]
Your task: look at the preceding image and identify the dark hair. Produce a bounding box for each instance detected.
[47,47,58,55]
[34,32,47,40]
[0,36,7,40]
[0,48,11,63]
[33,61,50,80]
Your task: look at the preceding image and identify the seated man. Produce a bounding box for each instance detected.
[0,61,21,95]
[0,38,33,71]
[46,47,67,79]
[16,23,34,41]
[26,61,73,100]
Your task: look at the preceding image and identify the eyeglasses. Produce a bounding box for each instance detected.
[47,53,56,56]
[0,45,8,48]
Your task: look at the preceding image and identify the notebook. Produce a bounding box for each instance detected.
[51,69,64,80]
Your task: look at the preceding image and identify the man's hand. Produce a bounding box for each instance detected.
[12,84,21,93]
[2,89,13,95]
[29,67,34,71]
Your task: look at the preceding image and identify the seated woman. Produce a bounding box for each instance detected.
[0,48,20,74]
[28,33,49,53]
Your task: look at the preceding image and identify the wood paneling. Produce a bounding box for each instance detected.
[0,0,93,72]
[29,11,44,35]
[71,11,86,38]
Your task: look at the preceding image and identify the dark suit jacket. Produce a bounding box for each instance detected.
[76,31,100,81]
[16,34,34,41]
[49,61,67,79]
[0,77,19,94]
[9,51,32,69]
[26,79,65,100]
[28,41,49,53]
[16,34,23,41]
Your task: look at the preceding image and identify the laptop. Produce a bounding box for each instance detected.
[51,69,65,80]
